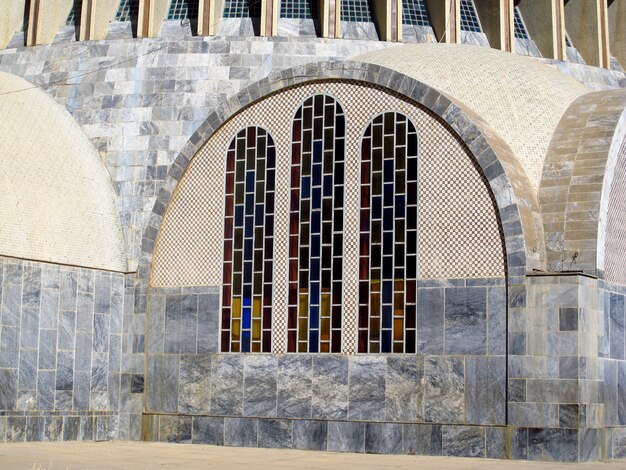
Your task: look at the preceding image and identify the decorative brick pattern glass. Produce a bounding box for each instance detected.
[358,112,419,353]
[513,7,529,40]
[115,0,139,22]
[288,95,345,353]
[66,1,82,26]
[221,127,276,353]
[224,0,262,18]
[280,0,318,19]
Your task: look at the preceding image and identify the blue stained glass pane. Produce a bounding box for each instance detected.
[301,176,311,198]
[246,171,254,189]
[323,175,333,196]
[382,305,392,327]
[383,256,393,277]
[245,194,254,212]
[311,213,321,235]
[383,211,394,231]
[235,206,244,225]
[244,239,253,254]
[395,195,405,215]
[312,187,322,202]
[245,217,253,237]
[243,295,252,307]
[313,141,323,161]
[242,308,252,328]
[384,160,394,180]
[255,205,264,225]
[312,164,322,186]
[241,332,251,352]
[309,331,319,352]
[310,308,319,327]
[311,243,320,259]
[244,265,253,283]
[382,282,393,303]
[372,197,382,219]
[384,183,393,203]
[311,259,320,273]
[381,330,392,352]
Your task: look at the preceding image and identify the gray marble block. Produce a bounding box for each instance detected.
[244,355,277,417]
[445,287,487,355]
[327,421,365,453]
[192,416,224,445]
[293,420,327,450]
[211,355,244,416]
[277,355,312,417]
[348,356,385,421]
[311,355,348,419]
[224,417,258,447]
[365,423,402,454]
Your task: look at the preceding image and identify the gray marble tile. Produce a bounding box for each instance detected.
[619,361,626,425]
[21,265,41,308]
[93,314,109,353]
[311,356,348,419]
[90,352,108,392]
[76,292,94,332]
[0,369,17,409]
[348,356,385,421]
[94,272,111,314]
[445,287,487,355]
[610,294,625,359]
[37,370,55,410]
[486,427,506,459]
[211,355,244,416]
[45,416,63,441]
[1,284,22,326]
[26,416,44,442]
[528,428,578,462]
[158,416,192,443]
[385,356,421,421]
[465,356,506,425]
[58,311,76,350]
[442,425,485,457]
[327,421,364,453]
[423,357,464,424]
[244,356,277,417]
[511,427,528,459]
[75,331,93,372]
[59,270,77,311]
[402,424,442,455]
[277,356,312,418]
[179,355,211,413]
[145,355,178,413]
[487,286,506,355]
[56,351,74,391]
[292,420,327,451]
[20,307,39,349]
[63,417,80,441]
[224,417,257,447]
[80,416,95,441]
[73,370,91,410]
[192,416,224,445]
[18,349,37,391]
[417,288,444,354]
[8,416,26,442]
[580,428,599,462]
[197,293,219,353]
[258,419,292,449]
[165,294,198,354]
[365,423,402,454]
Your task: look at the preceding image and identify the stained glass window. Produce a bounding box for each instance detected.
[288,95,346,353]
[513,7,529,39]
[221,127,276,353]
[358,112,419,354]
[223,0,262,18]
[281,0,318,19]
[460,0,481,32]
[402,0,430,26]
[66,1,82,26]
[341,0,373,22]
[167,0,199,20]
[115,0,139,22]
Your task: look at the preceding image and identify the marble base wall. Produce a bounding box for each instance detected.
[0,256,142,442]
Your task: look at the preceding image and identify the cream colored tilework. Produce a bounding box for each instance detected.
[0,72,127,272]
[355,43,590,190]
[605,136,626,286]
[418,115,505,279]
[151,80,505,353]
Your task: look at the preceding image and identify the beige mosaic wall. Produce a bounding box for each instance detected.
[0,72,127,272]
[356,43,590,190]
[151,81,505,352]
[605,136,626,286]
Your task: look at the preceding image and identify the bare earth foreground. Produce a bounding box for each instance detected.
[1,442,626,470]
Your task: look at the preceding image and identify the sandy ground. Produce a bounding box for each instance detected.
[1,441,625,470]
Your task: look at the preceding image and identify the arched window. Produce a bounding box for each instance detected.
[358,112,419,353]
[221,127,276,353]
[288,95,346,353]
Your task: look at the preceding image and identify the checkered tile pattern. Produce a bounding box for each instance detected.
[605,136,626,286]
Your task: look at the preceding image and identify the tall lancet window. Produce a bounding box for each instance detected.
[288,95,346,353]
[358,112,419,353]
[222,127,276,353]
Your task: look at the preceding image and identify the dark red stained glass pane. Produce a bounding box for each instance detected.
[222,262,232,282]
[221,331,230,352]
[358,330,368,353]
[224,217,233,239]
[288,330,297,352]
[225,172,235,195]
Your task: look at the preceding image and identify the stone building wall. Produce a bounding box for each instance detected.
[0,256,142,442]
